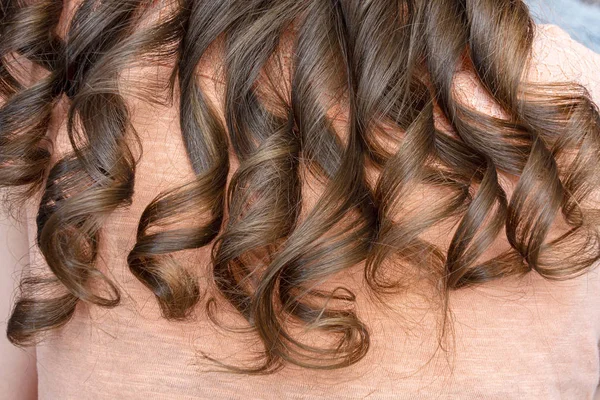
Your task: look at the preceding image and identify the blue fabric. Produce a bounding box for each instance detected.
[526,0,600,52]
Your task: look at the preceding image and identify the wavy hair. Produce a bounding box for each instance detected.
[2,0,600,373]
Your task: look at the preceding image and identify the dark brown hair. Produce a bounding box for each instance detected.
[2,0,600,374]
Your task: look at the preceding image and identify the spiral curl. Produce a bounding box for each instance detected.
[2,0,599,372]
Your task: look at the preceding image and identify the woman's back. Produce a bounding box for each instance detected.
[2,1,600,398]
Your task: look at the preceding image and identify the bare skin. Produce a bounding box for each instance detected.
[0,196,37,400]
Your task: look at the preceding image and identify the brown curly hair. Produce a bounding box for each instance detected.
[2,0,600,374]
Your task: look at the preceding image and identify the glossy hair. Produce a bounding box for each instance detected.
[2,0,600,373]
